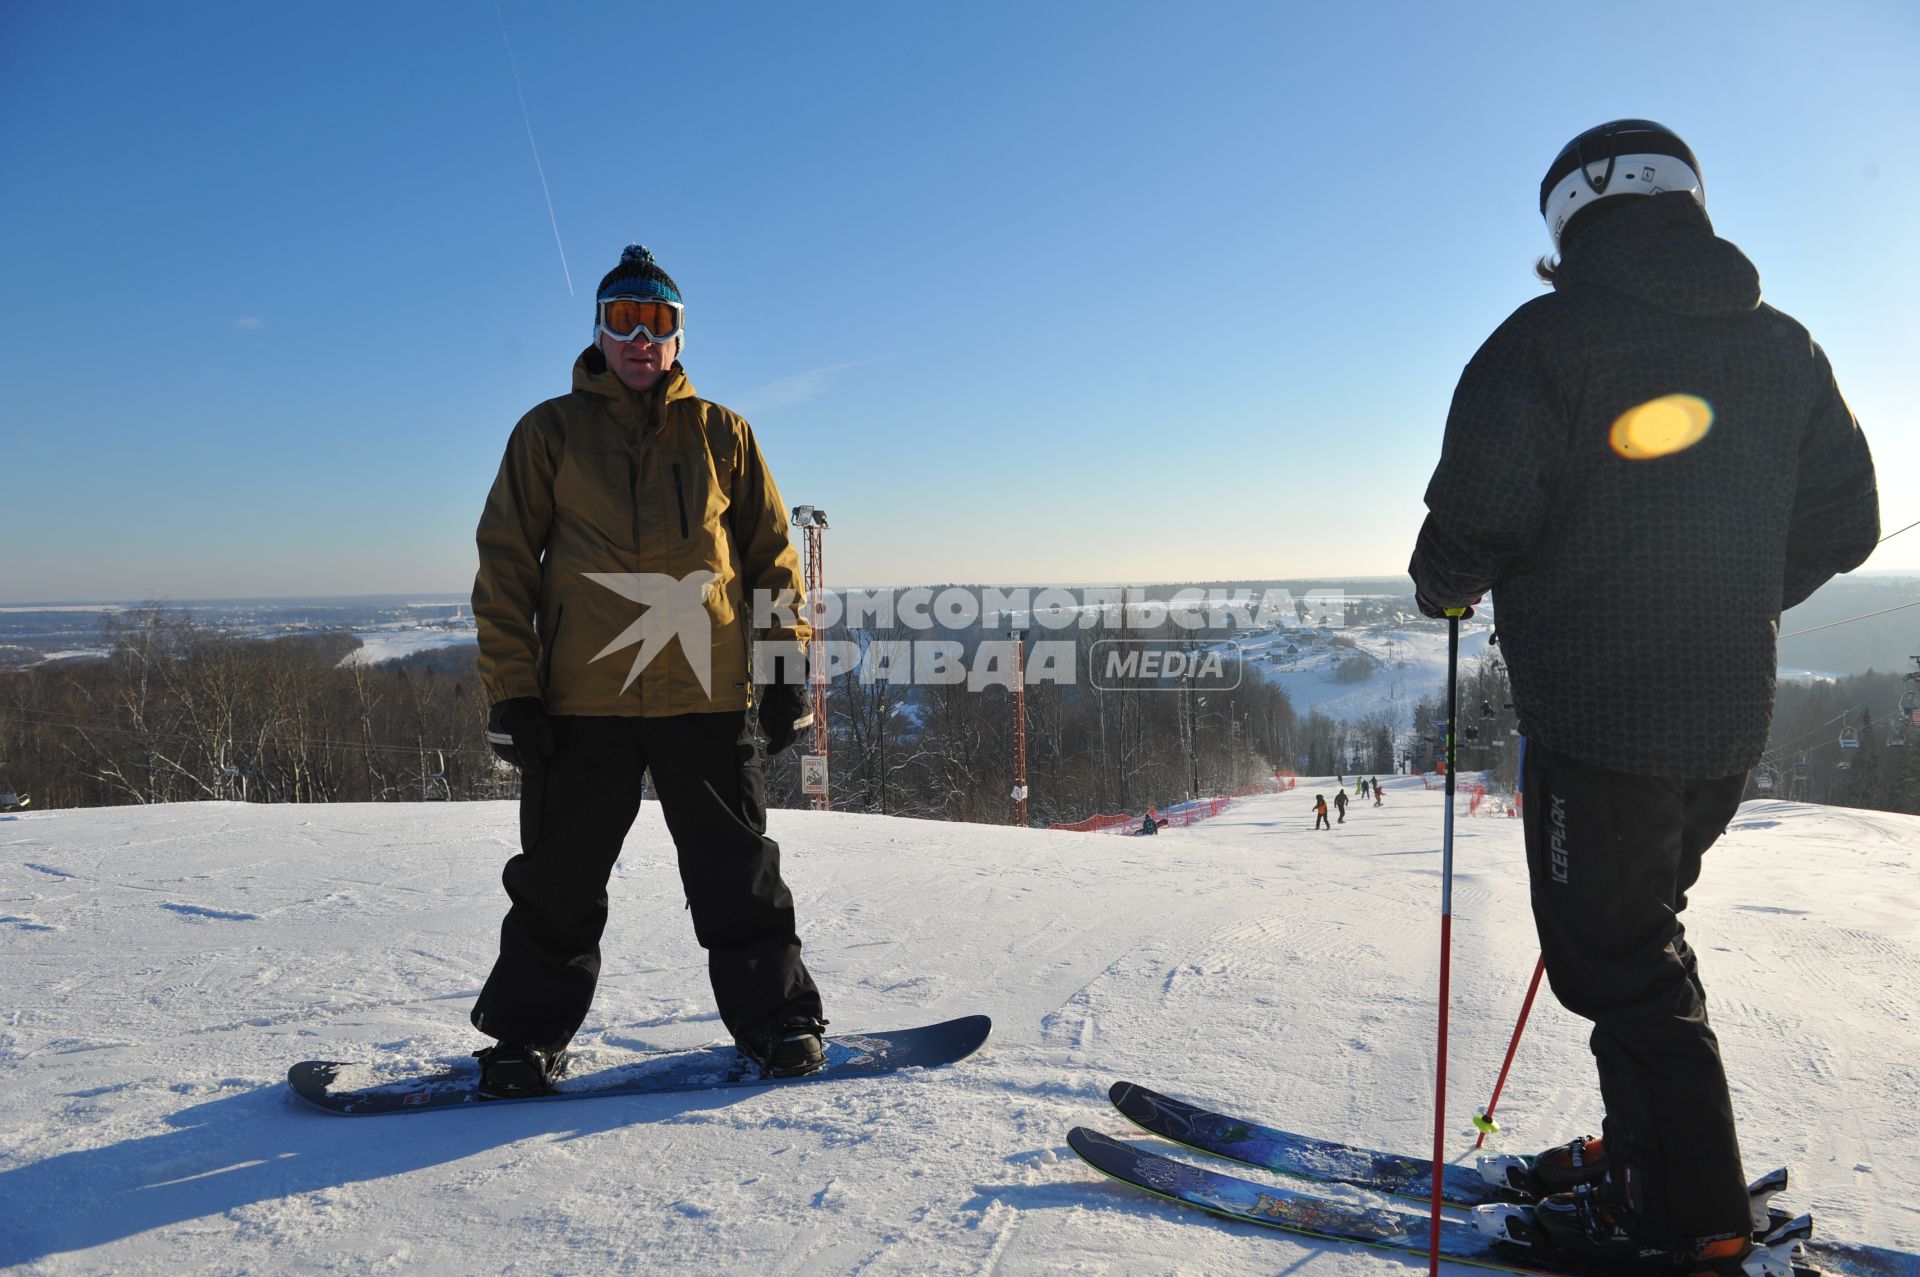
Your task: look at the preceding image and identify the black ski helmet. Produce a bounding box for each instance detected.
[1539,119,1704,249]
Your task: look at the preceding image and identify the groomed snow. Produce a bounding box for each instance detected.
[2,782,1915,1273]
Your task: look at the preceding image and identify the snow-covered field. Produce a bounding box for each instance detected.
[2,784,1915,1274]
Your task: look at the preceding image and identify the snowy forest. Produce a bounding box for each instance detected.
[4,606,1918,821]
[0,607,1344,820]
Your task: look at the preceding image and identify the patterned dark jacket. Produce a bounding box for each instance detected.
[1409,194,1878,778]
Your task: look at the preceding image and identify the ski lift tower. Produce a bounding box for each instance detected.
[791,506,832,811]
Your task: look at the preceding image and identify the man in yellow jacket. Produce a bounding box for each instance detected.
[469,243,822,1096]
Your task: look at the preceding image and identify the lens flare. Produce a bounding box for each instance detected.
[1609,394,1713,460]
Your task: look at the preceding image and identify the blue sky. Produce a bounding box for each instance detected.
[2,0,1915,602]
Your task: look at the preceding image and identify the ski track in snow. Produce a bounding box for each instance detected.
[0,787,1915,1273]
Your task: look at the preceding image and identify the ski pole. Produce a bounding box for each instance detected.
[1474,953,1545,1149]
[1428,608,1464,1275]
[1475,736,1538,1150]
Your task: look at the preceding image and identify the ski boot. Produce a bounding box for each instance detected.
[475,1043,567,1098]
[1475,1178,1806,1277]
[1478,1134,1609,1197]
[1478,1165,1798,1241]
[736,1017,828,1078]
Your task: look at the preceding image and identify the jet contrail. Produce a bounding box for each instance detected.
[495,2,573,296]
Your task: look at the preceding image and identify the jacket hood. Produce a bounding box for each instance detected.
[570,345,700,409]
[1552,193,1761,319]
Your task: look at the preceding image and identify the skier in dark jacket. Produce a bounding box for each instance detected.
[1333,788,1349,823]
[1410,121,1878,1274]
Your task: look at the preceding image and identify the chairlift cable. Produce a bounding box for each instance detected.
[1876,516,1920,545]
[1779,597,1920,640]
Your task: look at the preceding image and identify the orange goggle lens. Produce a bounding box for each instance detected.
[598,298,682,342]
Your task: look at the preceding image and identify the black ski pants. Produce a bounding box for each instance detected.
[470,712,822,1054]
[1520,740,1750,1243]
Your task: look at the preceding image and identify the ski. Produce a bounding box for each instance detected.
[1110,1079,1519,1207]
[1096,1088,1920,1277]
[288,1014,989,1116]
[1070,1128,1920,1277]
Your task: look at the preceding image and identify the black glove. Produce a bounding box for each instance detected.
[486,696,555,769]
[756,660,814,756]
[1416,591,1479,621]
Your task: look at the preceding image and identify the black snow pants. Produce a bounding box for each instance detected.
[1520,740,1751,1243]
[470,712,822,1053]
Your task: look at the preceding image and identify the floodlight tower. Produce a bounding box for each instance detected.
[791,506,831,811]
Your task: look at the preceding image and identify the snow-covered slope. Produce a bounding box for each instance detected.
[3,785,1915,1273]
[1244,618,1497,723]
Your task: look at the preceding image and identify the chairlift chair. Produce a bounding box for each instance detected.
[1839,726,1859,749]
[1754,769,1775,794]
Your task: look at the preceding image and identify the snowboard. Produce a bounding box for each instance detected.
[288,1014,990,1116]
[1068,1128,1920,1277]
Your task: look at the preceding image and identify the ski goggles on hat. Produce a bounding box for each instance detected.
[596,297,684,344]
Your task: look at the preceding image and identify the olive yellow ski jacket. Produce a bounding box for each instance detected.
[473,347,809,716]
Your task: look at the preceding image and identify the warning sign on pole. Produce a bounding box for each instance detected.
[801,754,829,795]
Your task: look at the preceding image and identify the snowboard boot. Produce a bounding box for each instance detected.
[475,1043,566,1098]
[1479,1134,1608,1197]
[736,1017,828,1078]
[1530,1183,1787,1277]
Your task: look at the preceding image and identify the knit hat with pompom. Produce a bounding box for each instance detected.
[595,243,681,306]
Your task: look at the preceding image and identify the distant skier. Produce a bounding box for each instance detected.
[1357,777,1371,800]
[1139,808,1161,836]
[469,244,827,1097]
[1333,788,1349,824]
[1311,795,1330,831]
[1410,120,1878,1272]
[1371,777,1382,807]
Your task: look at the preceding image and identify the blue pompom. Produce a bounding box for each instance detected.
[621,244,654,265]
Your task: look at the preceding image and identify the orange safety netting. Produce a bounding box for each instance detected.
[1048,794,1237,833]
[1047,812,1141,833]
